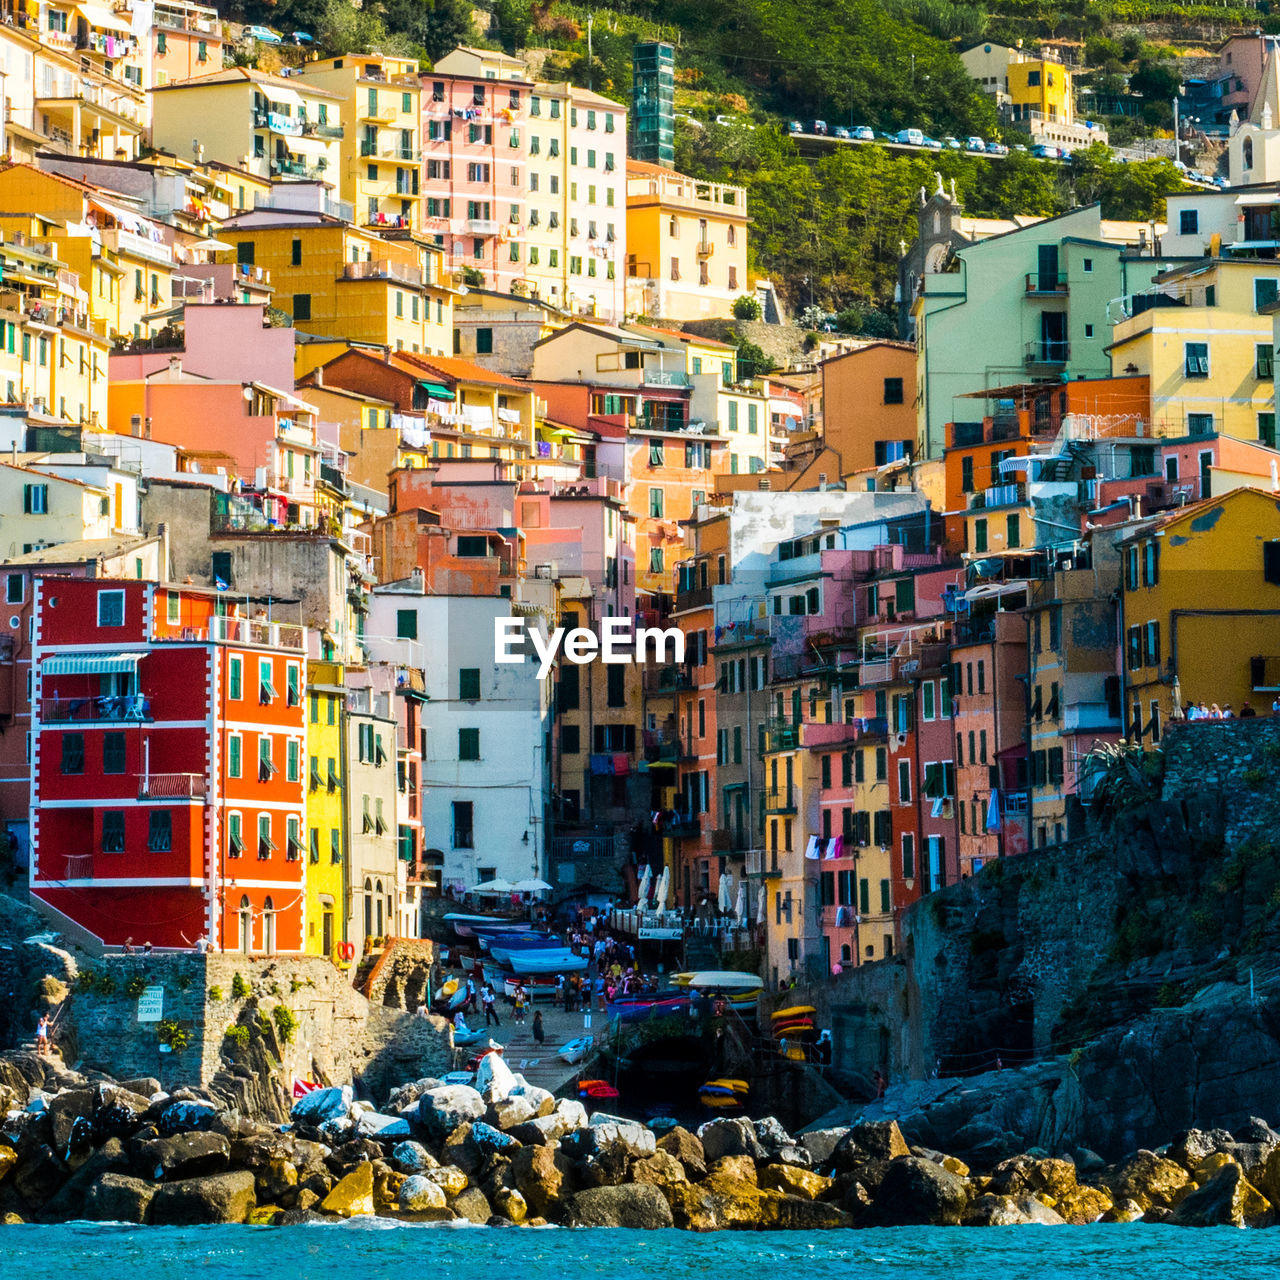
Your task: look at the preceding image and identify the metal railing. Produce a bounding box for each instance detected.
[1024,271,1068,294]
[1024,341,1069,366]
[138,772,206,799]
[41,695,150,723]
[764,786,796,812]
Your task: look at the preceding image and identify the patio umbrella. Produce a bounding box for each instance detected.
[717,870,733,914]
[756,884,768,925]
[471,877,515,894]
[1170,676,1184,720]
[735,881,747,925]
[637,863,653,907]
[655,866,670,915]
[511,878,552,893]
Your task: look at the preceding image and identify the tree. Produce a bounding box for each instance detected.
[732,294,762,320]
[379,0,474,61]
[1128,58,1181,105]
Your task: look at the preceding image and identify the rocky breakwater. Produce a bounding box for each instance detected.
[4,1045,1280,1229]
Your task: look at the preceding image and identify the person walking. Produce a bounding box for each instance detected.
[513,983,527,1026]
[532,1009,545,1047]
[35,1015,49,1055]
[464,976,477,1013]
[482,983,501,1027]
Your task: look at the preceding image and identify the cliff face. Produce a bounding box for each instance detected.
[823,719,1280,1159]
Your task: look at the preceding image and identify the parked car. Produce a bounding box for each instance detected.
[246,24,281,42]
[1031,143,1061,160]
[895,127,924,146]
[920,135,943,150]
[833,125,850,139]
[290,30,313,43]
[942,135,962,150]
[853,126,875,141]
[787,121,805,134]
[1215,175,1232,188]
[965,136,986,152]
[985,141,1008,155]
[1012,144,1029,153]
[811,119,828,135]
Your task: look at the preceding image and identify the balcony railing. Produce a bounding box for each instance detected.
[1025,341,1069,367]
[465,218,499,235]
[1024,272,1068,295]
[99,227,173,266]
[764,786,796,813]
[156,615,308,650]
[666,816,701,839]
[41,695,151,723]
[304,122,345,139]
[745,848,781,879]
[644,369,691,388]
[138,772,207,799]
[969,481,1027,510]
[341,259,423,287]
[384,146,422,162]
[763,720,799,751]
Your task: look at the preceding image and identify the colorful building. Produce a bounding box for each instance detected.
[304,659,346,960]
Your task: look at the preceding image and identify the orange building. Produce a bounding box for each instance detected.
[814,341,917,478]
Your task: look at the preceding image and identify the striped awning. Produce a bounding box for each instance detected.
[41,652,145,676]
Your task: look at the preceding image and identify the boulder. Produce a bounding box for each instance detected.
[46,1088,96,1151]
[567,1183,674,1228]
[420,1165,469,1198]
[467,1121,520,1162]
[158,1101,219,1136]
[83,1172,157,1224]
[631,1152,688,1191]
[552,1099,588,1130]
[451,1186,492,1224]
[509,1114,572,1146]
[512,1084,555,1117]
[964,1193,1038,1226]
[119,1078,162,1099]
[797,1128,847,1167]
[511,1143,574,1218]
[1053,1184,1113,1224]
[92,1089,151,1145]
[290,1086,353,1125]
[1236,1117,1280,1145]
[135,1132,231,1181]
[398,1175,448,1213]
[706,1155,758,1188]
[385,1078,443,1114]
[355,1112,410,1140]
[765,1194,850,1230]
[565,1119,655,1160]
[0,1146,17,1184]
[988,1155,1078,1203]
[390,1141,437,1173]
[829,1120,910,1174]
[1099,1198,1146,1223]
[13,1145,68,1203]
[492,1187,527,1223]
[665,1182,722,1232]
[1014,1196,1068,1225]
[867,1156,970,1226]
[656,1126,706,1178]
[256,1157,298,1203]
[42,1138,129,1219]
[1073,1148,1107,1174]
[319,1164,375,1217]
[753,1117,794,1159]
[475,1053,517,1102]
[151,1171,257,1225]
[412,1086,486,1142]
[758,1163,831,1201]
[1108,1150,1191,1211]
[490,1096,535,1132]
[698,1117,765,1162]
[577,1150,631,1189]
[1170,1163,1273,1228]
[1168,1128,1233,1172]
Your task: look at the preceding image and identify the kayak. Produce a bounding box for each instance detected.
[700,1078,748,1095]
[771,1005,817,1020]
[489,947,587,974]
[441,978,459,997]
[559,1036,593,1064]
[479,932,563,952]
[578,1080,620,1101]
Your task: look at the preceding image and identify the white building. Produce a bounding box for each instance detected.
[367,586,553,890]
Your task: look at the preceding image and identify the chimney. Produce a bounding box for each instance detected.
[156,521,171,582]
[312,363,323,387]
[168,355,182,377]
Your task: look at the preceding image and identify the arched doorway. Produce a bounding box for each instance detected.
[238,895,252,954]
[263,896,276,954]
[375,879,384,937]
[363,877,372,938]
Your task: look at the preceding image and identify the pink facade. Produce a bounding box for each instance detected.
[421,72,529,293]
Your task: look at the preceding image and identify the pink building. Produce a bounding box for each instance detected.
[421,71,530,293]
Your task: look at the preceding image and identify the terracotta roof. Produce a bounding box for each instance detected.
[626,159,676,178]
[627,324,735,351]
[154,67,344,100]
[390,351,527,389]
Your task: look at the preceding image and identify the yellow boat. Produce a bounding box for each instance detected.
[771,1005,817,1020]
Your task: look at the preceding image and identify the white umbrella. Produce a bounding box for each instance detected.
[637,864,653,908]
[735,881,747,925]
[717,870,733,914]
[511,878,552,893]
[756,885,767,926]
[471,877,515,894]
[655,866,670,916]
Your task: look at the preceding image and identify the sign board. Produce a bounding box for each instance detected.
[639,927,684,940]
[136,985,164,1023]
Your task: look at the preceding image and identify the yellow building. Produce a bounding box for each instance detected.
[306,662,347,960]
[625,161,748,322]
[1109,257,1280,444]
[299,54,423,233]
[1007,57,1073,126]
[151,68,345,196]
[0,165,174,343]
[219,217,453,355]
[1119,486,1280,736]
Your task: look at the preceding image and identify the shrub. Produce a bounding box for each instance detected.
[208,985,225,1003]
[231,973,250,999]
[224,1024,250,1050]
[272,1005,299,1045]
[76,970,97,992]
[124,975,148,999]
[96,973,117,996]
[1243,766,1267,787]
[158,1019,191,1051]
[290,977,304,994]
[731,293,761,320]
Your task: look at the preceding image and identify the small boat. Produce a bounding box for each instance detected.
[578,1079,620,1102]
[489,947,587,974]
[699,1078,749,1110]
[479,931,563,952]
[701,1078,748,1095]
[670,970,765,993]
[607,992,692,1023]
[771,1005,817,1021]
[441,978,459,997]
[559,1036,594,1064]
[453,1026,488,1045]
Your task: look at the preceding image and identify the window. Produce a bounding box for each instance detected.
[607,663,625,707]
[883,377,904,405]
[453,800,474,848]
[258,734,278,782]
[1179,208,1199,236]
[97,589,124,627]
[459,727,480,760]
[1184,342,1209,377]
[922,681,936,721]
[1188,412,1214,436]
[649,487,664,517]
[103,732,125,775]
[649,547,664,574]
[293,294,311,322]
[228,656,242,700]
[228,813,243,858]
[396,609,418,640]
[101,810,125,853]
[227,734,242,779]
[2,573,19,606]
[148,810,172,852]
[1006,513,1021,548]
[259,658,276,704]
[287,739,300,783]
[1260,413,1277,449]
[1144,620,1161,666]
[258,814,274,859]
[1258,344,1275,379]
[1256,278,1280,312]
[898,758,912,803]
[61,733,84,775]
[973,518,988,553]
[286,664,300,707]
[476,327,494,355]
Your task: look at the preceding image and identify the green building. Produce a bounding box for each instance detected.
[631,41,674,167]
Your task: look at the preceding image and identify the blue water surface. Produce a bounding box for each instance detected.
[0,1223,1277,1280]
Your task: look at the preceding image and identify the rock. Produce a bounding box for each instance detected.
[753,1117,794,1159]
[46,1088,96,1150]
[385,1078,442,1114]
[656,1126,706,1178]
[469,1121,520,1160]
[1192,1152,1236,1182]
[1168,1128,1233,1171]
[1100,1197,1146,1223]
[965,1193,1037,1226]
[391,1141,437,1173]
[577,1149,631,1189]
[565,1119,655,1160]
[13,1144,68,1203]
[0,1147,15,1184]
[512,1084,554,1116]
[707,1155,758,1187]
[698,1117,765,1162]
[567,1183,674,1228]
[765,1194,850,1230]
[451,1187,492,1224]
[665,1182,721,1231]
[511,1144,574,1217]
[319,1164,375,1217]
[151,1171,257,1225]
[829,1120,910,1174]
[1014,1196,1068,1225]
[631,1152,688,1190]
[492,1187,527,1223]
[475,1053,517,1102]
[867,1156,970,1226]
[247,1205,284,1225]
[355,1112,410,1139]
[82,1170,157,1224]
[1073,1148,1107,1174]
[490,1096,535,1131]
[1053,1184,1113,1224]
[509,1114,571,1146]
[552,1099,588,1130]
[1235,1117,1280,1145]
[797,1128,847,1167]
[412,1086,486,1142]
[398,1175,448,1213]
[420,1165,469,1198]
[1108,1150,1191,1211]
[758,1163,831,1201]
[158,1101,219,1136]
[291,1086,353,1125]
[941,1156,970,1178]
[135,1132,231,1181]
[92,1089,151,1145]
[42,1138,129,1218]
[120,1078,162,1099]
[989,1155,1078,1202]
[1170,1163,1273,1228]
[256,1157,297,1202]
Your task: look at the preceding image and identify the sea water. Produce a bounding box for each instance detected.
[0,1223,1277,1280]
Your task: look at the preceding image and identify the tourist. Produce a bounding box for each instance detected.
[195,933,210,955]
[142,941,153,956]
[122,937,135,955]
[532,1010,545,1047]
[453,1007,469,1033]
[1273,694,1280,716]
[872,1069,886,1099]
[1222,704,1235,719]
[1209,703,1223,719]
[1240,701,1258,718]
[482,984,501,1027]
[464,976,477,1012]
[554,974,566,1008]
[513,983,527,1025]
[35,1015,49,1055]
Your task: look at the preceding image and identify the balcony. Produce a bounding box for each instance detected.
[1025,341,1069,368]
[41,694,151,724]
[764,786,796,813]
[156,615,309,651]
[666,816,701,839]
[697,239,713,258]
[267,111,303,136]
[99,227,173,266]
[643,369,691,388]
[340,259,423,287]
[138,773,207,800]
[465,218,499,235]
[763,720,799,751]
[303,121,344,139]
[384,147,422,162]
[969,481,1027,510]
[272,157,325,180]
[643,667,695,695]
[674,583,713,612]
[1024,271,1068,295]
[745,848,781,879]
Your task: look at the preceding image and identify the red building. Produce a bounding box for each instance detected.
[30,579,307,953]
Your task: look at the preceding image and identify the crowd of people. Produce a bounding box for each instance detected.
[1183,696,1280,721]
